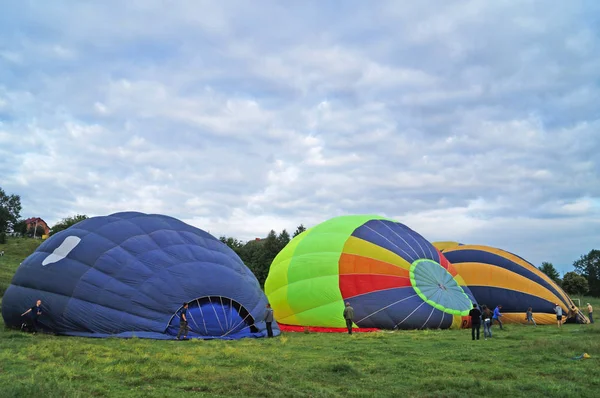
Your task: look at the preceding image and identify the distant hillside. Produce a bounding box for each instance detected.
[0,237,42,297]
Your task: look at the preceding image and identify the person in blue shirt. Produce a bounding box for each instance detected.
[492,305,503,329]
[176,302,190,340]
[21,299,43,333]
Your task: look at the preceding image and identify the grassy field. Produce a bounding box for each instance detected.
[1,237,599,397]
[0,237,42,296]
[0,320,598,397]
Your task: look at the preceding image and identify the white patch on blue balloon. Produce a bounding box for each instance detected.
[42,236,82,266]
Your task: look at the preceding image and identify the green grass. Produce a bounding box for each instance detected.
[0,237,42,296]
[1,237,599,397]
[0,323,599,397]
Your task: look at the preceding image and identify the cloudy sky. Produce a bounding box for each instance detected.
[1,1,598,273]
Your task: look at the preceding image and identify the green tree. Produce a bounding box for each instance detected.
[238,238,268,286]
[538,262,561,285]
[50,214,88,235]
[12,219,28,237]
[277,229,290,250]
[562,271,589,296]
[223,228,295,287]
[573,250,600,297]
[219,236,244,254]
[0,188,22,232]
[293,224,306,238]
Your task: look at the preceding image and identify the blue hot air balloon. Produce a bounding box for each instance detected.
[1,212,278,339]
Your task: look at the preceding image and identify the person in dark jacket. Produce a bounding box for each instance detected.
[21,299,43,333]
[469,304,482,340]
[343,302,354,335]
[265,303,274,338]
[176,302,190,340]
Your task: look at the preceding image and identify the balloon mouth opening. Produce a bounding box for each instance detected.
[409,259,471,316]
[166,296,258,337]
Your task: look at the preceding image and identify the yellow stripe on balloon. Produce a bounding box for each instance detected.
[453,262,564,305]
[447,245,571,305]
[267,284,296,322]
[499,313,561,325]
[342,236,411,270]
[432,241,462,251]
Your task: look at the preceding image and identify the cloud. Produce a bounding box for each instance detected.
[1,1,599,274]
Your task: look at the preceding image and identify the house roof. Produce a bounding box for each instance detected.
[24,217,48,225]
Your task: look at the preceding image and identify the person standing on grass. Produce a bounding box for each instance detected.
[587,303,594,324]
[265,303,274,338]
[554,304,563,328]
[482,305,492,339]
[176,302,190,340]
[492,305,503,329]
[343,302,354,335]
[526,307,537,326]
[469,304,482,340]
[21,299,43,333]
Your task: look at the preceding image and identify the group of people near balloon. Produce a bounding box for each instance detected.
[464,302,594,341]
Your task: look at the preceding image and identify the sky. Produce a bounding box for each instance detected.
[1,1,599,274]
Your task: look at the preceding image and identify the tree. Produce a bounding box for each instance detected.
[217,227,302,288]
[562,271,589,296]
[277,229,290,250]
[238,238,268,287]
[293,224,306,238]
[258,230,284,286]
[50,215,88,236]
[573,250,600,297]
[0,188,22,232]
[236,229,289,288]
[538,262,561,285]
[219,236,244,254]
[12,219,28,237]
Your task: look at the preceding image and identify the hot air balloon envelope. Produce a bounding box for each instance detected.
[266,215,476,330]
[2,212,279,339]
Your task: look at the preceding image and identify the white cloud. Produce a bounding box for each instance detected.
[0,1,598,274]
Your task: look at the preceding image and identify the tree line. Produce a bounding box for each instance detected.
[218,224,306,287]
[538,252,600,297]
[1,186,599,295]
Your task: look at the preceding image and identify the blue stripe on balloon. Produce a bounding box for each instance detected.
[348,287,452,329]
[468,286,557,314]
[443,249,566,306]
[351,220,436,264]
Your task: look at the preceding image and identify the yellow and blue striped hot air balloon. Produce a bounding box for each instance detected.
[433,242,589,325]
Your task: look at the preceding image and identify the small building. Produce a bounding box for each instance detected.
[24,217,50,236]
